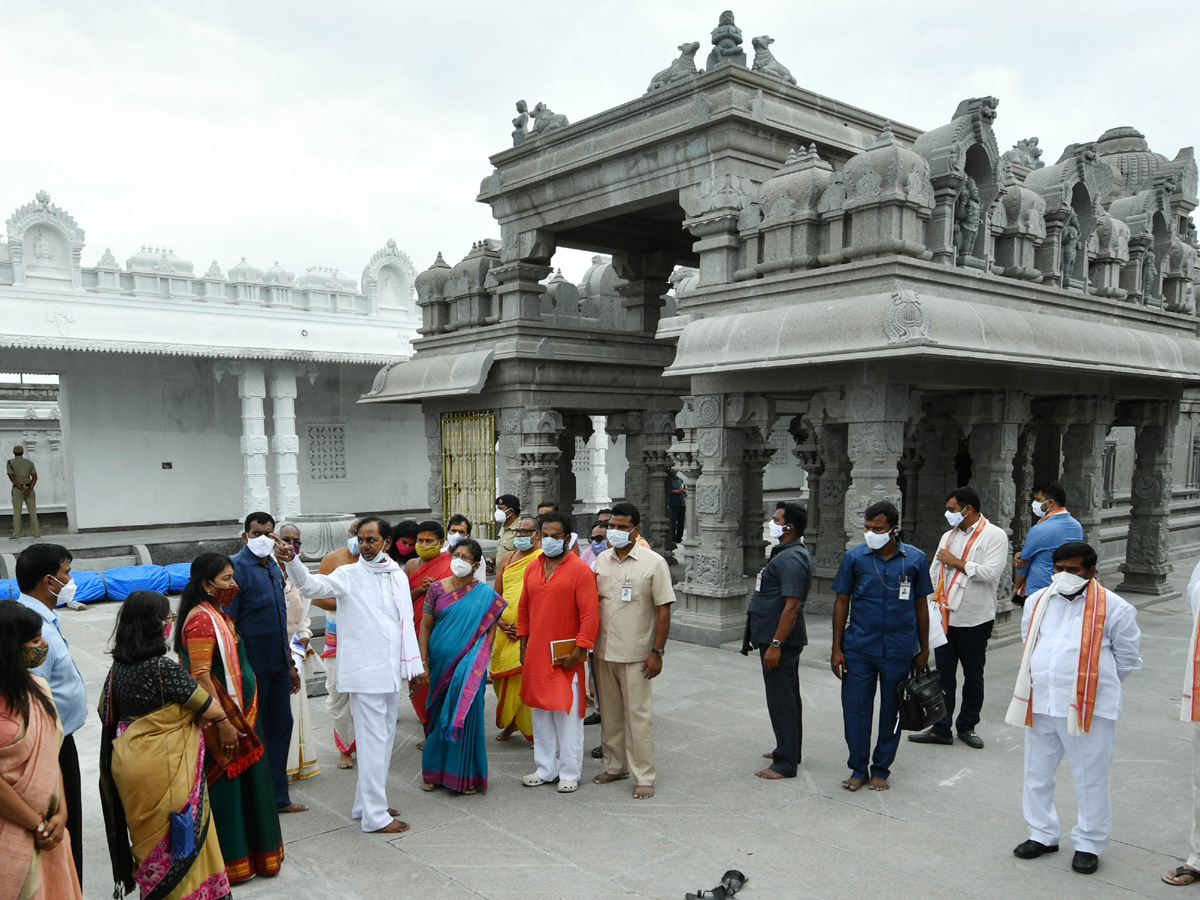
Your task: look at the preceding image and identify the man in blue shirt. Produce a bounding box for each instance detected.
[1013,481,1083,605]
[228,511,307,813]
[831,500,932,793]
[16,543,87,885]
[746,501,812,780]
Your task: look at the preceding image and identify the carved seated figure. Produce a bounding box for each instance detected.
[706,10,746,70]
[646,41,701,93]
[750,35,796,85]
[530,102,569,137]
[511,100,530,147]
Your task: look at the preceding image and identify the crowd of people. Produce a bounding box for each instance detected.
[7,480,1200,896]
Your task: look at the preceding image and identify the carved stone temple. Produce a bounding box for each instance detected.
[364,14,1200,645]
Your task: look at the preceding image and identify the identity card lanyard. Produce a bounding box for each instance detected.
[871,552,911,600]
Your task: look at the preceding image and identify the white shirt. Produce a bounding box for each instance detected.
[1021,584,1142,721]
[1188,558,1200,617]
[928,518,1010,628]
[284,556,423,694]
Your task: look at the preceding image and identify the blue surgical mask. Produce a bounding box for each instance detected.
[514,536,534,552]
[590,539,608,555]
[541,536,566,558]
[606,528,632,550]
[347,535,359,556]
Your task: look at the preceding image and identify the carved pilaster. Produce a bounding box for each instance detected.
[519,408,564,510]
[642,409,678,561]
[1118,400,1179,594]
[268,363,302,519]
[1012,425,1038,549]
[741,427,777,575]
[235,362,271,516]
[790,415,822,554]
[1056,397,1116,546]
[841,384,910,541]
[425,413,444,521]
[488,261,553,323]
[669,399,702,575]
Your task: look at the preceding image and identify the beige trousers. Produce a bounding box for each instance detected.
[11,486,38,538]
[595,657,656,786]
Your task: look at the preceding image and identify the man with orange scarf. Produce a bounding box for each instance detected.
[1163,560,1200,885]
[1007,541,1141,876]
[404,520,452,726]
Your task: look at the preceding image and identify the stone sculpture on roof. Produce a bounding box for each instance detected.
[750,35,796,85]
[646,42,701,93]
[706,10,746,70]
[529,102,569,138]
[1060,211,1081,287]
[511,100,530,147]
[1003,138,1045,172]
[953,176,982,263]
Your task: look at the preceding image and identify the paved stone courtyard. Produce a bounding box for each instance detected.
[64,570,1198,900]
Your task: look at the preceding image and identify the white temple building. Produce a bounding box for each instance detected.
[0,191,429,531]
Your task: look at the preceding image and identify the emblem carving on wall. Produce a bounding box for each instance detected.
[240,435,269,456]
[1132,475,1162,501]
[883,290,933,344]
[696,396,722,426]
[696,483,721,513]
[31,229,53,262]
[44,305,74,336]
[698,429,721,458]
[692,554,724,585]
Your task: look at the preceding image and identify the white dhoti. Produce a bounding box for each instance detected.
[532,675,584,783]
[1023,713,1116,855]
[1189,724,1200,869]
[324,654,356,754]
[350,690,403,832]
[288,647,323,781]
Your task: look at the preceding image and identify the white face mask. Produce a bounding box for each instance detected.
[1031,500,1047,517]
[449,557,475,578]
[864,530,892,550]
[50,575,77,606]
[1051,570,1090,596]
[606,528,632,550]
[246,534,275,558]
[944,509,965,528]
[447,532,466,548]
[768,521,787,540]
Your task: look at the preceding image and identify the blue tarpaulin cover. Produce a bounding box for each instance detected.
[103,565,171,602]
[165,562,192,593]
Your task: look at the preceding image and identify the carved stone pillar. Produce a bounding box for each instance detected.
[927,178,966,266]
[681,173,760,287]
[842,385,910,540]
[233,362,271,516]
[669,399,702,574]
[612,252,674,334]
[495,408,527,511]
[519,409,563,510]
[1012,425,1038,550]
[1117,400,1178,594]
[811,423,850,578]
[790,416,823,552]
[642,409,678,560]
[1057,398,1115,546]
[741,427,777,575]
[425,413,444,522]
[911,417,959,556]
[268,363,302,518]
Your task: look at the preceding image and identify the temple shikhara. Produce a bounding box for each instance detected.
[365,11,1200,644]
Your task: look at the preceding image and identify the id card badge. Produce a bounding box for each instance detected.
[621,582,634,603]
[898,579,912,601]
[755,572,763,591]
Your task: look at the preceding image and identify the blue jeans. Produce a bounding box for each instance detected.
[841,650,911,781]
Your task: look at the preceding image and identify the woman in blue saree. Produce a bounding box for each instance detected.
[418,539,507,794]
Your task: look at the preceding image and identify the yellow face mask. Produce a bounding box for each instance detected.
[415,544,441,560]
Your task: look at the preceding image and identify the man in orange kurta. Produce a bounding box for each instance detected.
[518,511,599,792]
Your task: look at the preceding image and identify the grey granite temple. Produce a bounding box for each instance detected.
[364,13,1200,646]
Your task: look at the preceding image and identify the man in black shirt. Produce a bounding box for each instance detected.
[747,501,812,779]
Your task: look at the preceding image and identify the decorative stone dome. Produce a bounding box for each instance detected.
[578,254,618,300]
[227,257,264,283]
[446,239,500,297]
[263,260,295,285]
[840,122,934,213]
[298,266,355,291]
[1096,126,1168,201]
[415,252,452,304]
[759,145,833,222]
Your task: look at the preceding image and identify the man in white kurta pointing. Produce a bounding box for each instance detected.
[278,516,424,834]
[1007,540,1141,876]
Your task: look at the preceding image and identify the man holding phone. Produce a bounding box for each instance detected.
[228,511,308,814]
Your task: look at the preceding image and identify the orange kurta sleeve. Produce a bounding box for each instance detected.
[573,560,598,650]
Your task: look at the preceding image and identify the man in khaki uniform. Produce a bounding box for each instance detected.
[591,500,674,799]
[7,445,39,539]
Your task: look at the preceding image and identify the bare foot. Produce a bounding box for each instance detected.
[278,803,309,813]
[841,777,865,792]
[337,752,355,769]
[416,740,425,751]
[387,808,400,816]
[755,768,786,779]
[372,819,410,834]
[633,785,654,799]
[495,724,517,742]
[762,752,775,759]
[868,776,890,791]
[592,772,630,784]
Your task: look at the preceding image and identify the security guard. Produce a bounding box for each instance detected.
[7,445,39,539]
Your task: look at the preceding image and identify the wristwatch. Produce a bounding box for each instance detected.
[770,639,782,648]
[650,648,664,658]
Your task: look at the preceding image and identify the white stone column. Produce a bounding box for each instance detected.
[236,362,271,516]
[269,363,302,518]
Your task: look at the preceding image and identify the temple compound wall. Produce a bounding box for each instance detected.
[0,192,428,531]
[365,12,1200,645]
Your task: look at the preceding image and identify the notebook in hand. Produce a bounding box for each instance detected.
[550,639,577,664]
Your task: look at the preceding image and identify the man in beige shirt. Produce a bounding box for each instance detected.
[592,500,674,799]
[7,445,39,539]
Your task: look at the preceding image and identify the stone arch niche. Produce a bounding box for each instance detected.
[1025,142,1112,291]
[912,96,1002,268]
[4,191,85,290]
[361,238,416,315]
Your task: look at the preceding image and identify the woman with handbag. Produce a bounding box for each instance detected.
[97,591,233,900]
[0,599,81,900]
[176,554,284,884]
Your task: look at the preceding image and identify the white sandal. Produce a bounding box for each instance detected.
[522,773,547,787]
[557,780,579,793]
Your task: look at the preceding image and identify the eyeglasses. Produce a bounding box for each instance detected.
[288,540,302,549]
[514,528,537,536]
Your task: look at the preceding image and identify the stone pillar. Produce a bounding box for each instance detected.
[681,173,760,287]
[842,385,910,540]
[927,178,966,266]
[741,427,777,575]
[1117,400,1179,595]
[606,412,648,509]
[672,393,770,646]
[810,423,850,578]
[1012,425,1038,549]
[495,408,527,511]
[489,261,553,323]
[424,412,444,522]
[234,362,271,516]
[268,363,302,519]
[519,409,564,510]
[641,409,678,560]
[669,399,702,574]
[1057,397,1115,546]
[612,252,673,334]
[790,416,822,548]
[574,415,611,511]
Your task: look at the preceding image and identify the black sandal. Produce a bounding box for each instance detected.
[1164,866,1200,886]
[685,870,747,900]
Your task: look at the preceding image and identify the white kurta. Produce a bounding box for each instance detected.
[285,556,423,692]
[928,518,1010,628]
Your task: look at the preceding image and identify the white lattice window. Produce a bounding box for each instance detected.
[307,424,347,481]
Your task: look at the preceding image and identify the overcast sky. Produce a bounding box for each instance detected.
[2,0,1197,287]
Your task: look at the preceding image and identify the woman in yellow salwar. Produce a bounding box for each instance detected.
[490,515,541,742]
[0,600,80,900]
[98,591,235,900]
